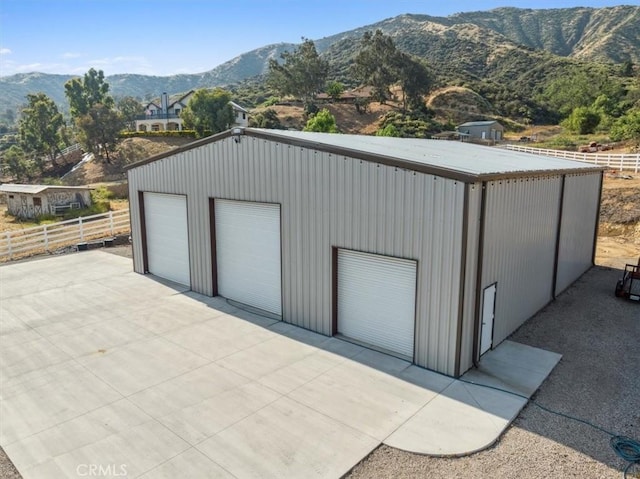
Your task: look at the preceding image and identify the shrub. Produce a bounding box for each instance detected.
[303,109,338,133]
[561,107,601,134]
[62,202,110,220]
[376,124,401,137]
[260,96,280,107]
[91,186,114,202]
[34,213,58,223]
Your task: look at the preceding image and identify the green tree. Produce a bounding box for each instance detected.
[117,96,144,131]
[397,54,433,111]
[267,39,329,108]
[249,109,283,129]
[610,109,640,144]
[64,68,114,118]
[181,88,234,137]
[326,81,345,102]
[375,124,401,137]
[353,30,398,103]
[19,93,65,166]
[76,104,122,163]
[561,106,601,134]
[540,68,623,119]
[303,108,338,133]
[3,145,35,181]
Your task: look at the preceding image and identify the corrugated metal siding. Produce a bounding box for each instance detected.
[128,136,465,375]
[481,176,562,345]
[458,183,482,375]
[555,172,601,295]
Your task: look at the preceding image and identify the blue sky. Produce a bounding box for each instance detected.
[0,0,635,77]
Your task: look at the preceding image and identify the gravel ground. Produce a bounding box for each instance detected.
[1,256,637,479]
[0,448,20,479]
[347,266,640,479]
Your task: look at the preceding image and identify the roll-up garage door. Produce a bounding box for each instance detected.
[215,200,282,316]
[337,249,417,359]
[143,193,190,286]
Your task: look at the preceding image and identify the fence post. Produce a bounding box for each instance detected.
[44,224,49,250]
[79,217,84,241]
[109,211,114,235]
[6,231,11,260]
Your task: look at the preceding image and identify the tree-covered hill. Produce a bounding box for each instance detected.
[0,6,637,117]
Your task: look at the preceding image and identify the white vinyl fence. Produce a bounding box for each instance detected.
[1,209,130,261]
[505,145,639,173]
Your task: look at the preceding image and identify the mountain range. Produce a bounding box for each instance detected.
[0,5,638,115]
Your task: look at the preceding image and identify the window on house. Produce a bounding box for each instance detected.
[152,125,160,131]
[242,113,246,119]
[8,195,14,199]
[175,109,181,116]
[33,197,42,206]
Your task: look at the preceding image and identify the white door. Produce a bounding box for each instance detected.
[337,249,416,359]
[480,283,497,355]
[215,199,282,316]
[143,193,190,286]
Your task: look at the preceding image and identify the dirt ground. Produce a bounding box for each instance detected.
[596,174,640,269]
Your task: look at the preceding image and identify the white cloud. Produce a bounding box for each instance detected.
[61,52,82,59]
[0,48,12,55]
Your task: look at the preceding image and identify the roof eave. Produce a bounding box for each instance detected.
[125,128,606,182]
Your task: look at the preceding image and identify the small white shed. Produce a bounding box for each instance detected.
[0,184,92,218]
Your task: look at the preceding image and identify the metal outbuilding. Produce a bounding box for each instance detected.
[126,128,603,377]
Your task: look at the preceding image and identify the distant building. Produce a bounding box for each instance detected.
[229,101,249,128]
[0,184,92,218]
[457,120,504,141]
[134,92,249,132]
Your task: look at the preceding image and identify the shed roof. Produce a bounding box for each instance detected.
[229,101,248,113]
[126,128,603,182]
[458,120,502,127]
[0,184,92,194]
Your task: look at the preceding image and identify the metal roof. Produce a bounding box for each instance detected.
[126,128,603,182]
[0,184,92,194]
[458,120,502,127]
[229,101,248,113]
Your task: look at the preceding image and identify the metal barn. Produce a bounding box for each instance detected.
[126,128,602,377]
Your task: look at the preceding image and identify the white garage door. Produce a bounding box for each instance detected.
[215,200,282,316]
[143,193,190,286]
[338,249,416,359]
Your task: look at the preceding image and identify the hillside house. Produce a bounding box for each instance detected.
[135,92,249,132]
[0,184,92,218]
[457,120,504,141]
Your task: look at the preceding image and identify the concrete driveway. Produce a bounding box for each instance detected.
[0,251,559,478]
